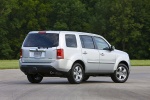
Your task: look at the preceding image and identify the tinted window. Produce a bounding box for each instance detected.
[80,35,95,49]
[65,34,77,47]
[23,33,59,47]
[93,37,109,50]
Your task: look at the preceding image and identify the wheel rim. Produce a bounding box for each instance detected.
[33,75,42,81]
[73,66,83,82]
[116,66,127,81]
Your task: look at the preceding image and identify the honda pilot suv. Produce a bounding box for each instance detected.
[19,31,130,84]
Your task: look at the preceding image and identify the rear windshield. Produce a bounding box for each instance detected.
[23,33,59,47]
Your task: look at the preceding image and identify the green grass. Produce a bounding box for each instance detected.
[0,60,19,69]
[0,60,150,69]
[130,60,150,66]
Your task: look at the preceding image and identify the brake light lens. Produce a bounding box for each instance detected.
[38,31,46,34]
[20,49,22,58]
[57,49,64,59]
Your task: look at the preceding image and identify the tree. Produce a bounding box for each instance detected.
[52,0,88,31]
[130,0,150,59]
[7,0,53,58]
[0,0,17,59]
[109,0,142,52]
[0,0,150,59]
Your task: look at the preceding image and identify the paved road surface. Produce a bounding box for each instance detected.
[0,66,150,100]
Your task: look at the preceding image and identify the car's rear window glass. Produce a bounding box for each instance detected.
[23,33,59,47]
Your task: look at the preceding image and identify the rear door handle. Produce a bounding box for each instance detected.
[83,51,87,54]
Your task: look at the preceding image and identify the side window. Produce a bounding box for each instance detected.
[65,34,77,47]
[93,37,110,50]
[80,35,95,49]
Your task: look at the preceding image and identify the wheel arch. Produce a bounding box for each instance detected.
[73,60,85,71]
[119,61,129,69]
[114,57,130,71]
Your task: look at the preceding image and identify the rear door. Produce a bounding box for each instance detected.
[21,32,59,63]
[80,35,99,73]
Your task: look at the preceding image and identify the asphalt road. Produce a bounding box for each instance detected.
[0,66,150,100]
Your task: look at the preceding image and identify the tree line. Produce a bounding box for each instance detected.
[0,0,150,59]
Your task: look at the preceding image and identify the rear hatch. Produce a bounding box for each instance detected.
[21,32,59,63]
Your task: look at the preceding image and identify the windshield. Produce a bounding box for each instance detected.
[23,33,59,47]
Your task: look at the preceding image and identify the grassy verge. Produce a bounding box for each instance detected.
[0,60,19,69]
[0,60,150,69]
[130,60,150,66]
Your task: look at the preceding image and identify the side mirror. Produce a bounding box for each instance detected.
[110,45,115,51]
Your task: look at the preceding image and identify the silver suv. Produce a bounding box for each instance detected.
[19,31,130,84]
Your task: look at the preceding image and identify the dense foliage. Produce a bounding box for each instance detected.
[0,0,150,59]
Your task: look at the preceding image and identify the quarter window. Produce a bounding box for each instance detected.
[65,34,77,47]
[80,35,95,49]
[94,37,110,50]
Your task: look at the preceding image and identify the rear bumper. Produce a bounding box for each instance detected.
[20,65,68,77]
[21,65,54,74]
[19,58,72,72]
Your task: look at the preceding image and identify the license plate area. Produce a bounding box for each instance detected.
[34,51,42,58]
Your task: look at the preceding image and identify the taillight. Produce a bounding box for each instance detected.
[57,49,64,59]
[20,49,22,58]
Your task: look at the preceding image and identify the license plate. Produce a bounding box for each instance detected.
[34,52,42,58]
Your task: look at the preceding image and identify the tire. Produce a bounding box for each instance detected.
[67,63,84,84]
[83,75,90,81]
[111,64,129,83]
[27,74,43,83]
